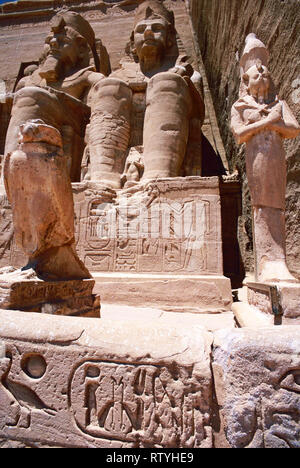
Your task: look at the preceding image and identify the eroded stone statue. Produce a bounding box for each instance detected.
[85,0,205,188]
[231,34,300,283]
[1,11,103,315]
[5,10,107,182]
[3,11,107,282]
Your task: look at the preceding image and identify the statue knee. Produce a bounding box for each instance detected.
[11,87,62,128]
[90,78,132,118]
[146,72,192,113]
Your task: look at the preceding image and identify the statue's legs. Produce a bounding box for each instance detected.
[88,78,132,189]
[246,133,297,283]
[253,206,297,283]
[142,72,192,180]
[4,86,64,156]
[4,116,90,280]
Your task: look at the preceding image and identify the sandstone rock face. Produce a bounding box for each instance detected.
[188,0,300,278]
[213,327,300,448]
[0,309,213,448]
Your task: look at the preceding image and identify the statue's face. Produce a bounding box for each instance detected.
[44,27,79,67]
[246,64,271,98]
[133,17,168,62]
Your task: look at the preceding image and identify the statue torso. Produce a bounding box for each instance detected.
[24,66,94,101]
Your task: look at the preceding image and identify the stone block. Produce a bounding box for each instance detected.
[0,309,213,448]
[247,281,300,325]
[212,327,300,448]
[93,273,232,312]
[0,268,100,318]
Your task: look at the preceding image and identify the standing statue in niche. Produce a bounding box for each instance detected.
[231,34,300,283]
[2,10,108,283]
[85,0,205,188]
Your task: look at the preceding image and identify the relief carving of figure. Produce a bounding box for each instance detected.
[231,34,300,283]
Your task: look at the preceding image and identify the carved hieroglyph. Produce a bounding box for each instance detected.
[231,34,300,283]
[0,309,213,448]
[213,328,300,448]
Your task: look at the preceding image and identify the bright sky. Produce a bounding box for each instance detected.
[0,0,18,4]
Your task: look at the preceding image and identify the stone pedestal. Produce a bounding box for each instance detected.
[74,176,233,312]
[0,268,100,317]
[233,281,300,327]
[93,273,231,312]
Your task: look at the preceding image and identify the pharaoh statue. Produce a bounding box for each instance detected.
[2,10,108,282]
[85,0,205,188]
[231,34,300,283]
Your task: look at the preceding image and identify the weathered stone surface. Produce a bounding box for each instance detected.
[0,309,213,448]
[213,327,300,448]
[4,122,92,282]
[0,267,100,317]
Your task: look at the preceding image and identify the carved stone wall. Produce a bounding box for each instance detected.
[187,0,300,279]
[74,178,224,275]
[1,309,299,448]
[0,309,213,448]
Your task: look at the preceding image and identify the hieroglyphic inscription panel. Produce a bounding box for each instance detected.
[0,311,213,448]
[70,361,205,446]
[74,177,223,274]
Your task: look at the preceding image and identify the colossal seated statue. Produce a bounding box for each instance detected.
[5,10,108,182]
[85,0,205,188]
[3,10,107,282]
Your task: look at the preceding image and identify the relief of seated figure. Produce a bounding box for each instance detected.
[85,0,205,189]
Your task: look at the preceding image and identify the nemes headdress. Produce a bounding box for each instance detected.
[51,11,100,71]
[133,0,175,28]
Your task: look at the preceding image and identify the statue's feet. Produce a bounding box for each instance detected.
[89,173,122,190]
[258,260,299,284]
[28,245,91,281]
